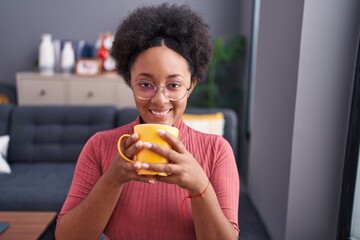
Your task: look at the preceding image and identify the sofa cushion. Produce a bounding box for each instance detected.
[0,135,11,173]
[8,106,116,163]
[182,112,225,136]
[185,107,238,156]
[0,163,75,211]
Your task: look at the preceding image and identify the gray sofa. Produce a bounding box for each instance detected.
[0,105,238,213]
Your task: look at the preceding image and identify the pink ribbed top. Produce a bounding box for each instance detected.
[58,117,240,239]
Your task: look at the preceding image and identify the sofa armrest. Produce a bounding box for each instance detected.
[185,107,238,156]
[0,104,14,135]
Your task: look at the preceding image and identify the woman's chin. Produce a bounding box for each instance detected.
[148,119,174,126]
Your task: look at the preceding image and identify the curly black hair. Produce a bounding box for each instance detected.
[111,3,212,86]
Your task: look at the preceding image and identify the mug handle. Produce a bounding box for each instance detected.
[117,134,135,163]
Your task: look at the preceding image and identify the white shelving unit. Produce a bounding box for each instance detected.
[16,72,135,108]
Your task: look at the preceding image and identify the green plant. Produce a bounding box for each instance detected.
[190,35,246,108]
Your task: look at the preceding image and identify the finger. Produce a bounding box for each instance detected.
[154,174,177,184]
[143,142,182,164]
[157,130,187,154]
[136,176,157,184]
[123,161,156,183]
[131,162,158,184]
[123,160,149,172]
[146,163,181,176]
[122,134,143,160]
[123,133,138,149]
[123,140,143,159]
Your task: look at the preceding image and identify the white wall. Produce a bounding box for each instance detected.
[247,0,360,240]
[0,0,241,85]
[247,0,304,239]
[286,1,360,239]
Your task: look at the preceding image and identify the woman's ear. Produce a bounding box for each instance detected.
[189,78,198,94]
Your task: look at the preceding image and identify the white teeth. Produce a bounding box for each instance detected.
[150,109,170,115]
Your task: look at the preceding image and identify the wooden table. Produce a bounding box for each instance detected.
[0,211,57,240]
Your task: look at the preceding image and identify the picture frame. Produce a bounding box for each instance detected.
[75,58,101,76]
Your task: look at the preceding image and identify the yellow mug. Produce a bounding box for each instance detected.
[117,123,179,176]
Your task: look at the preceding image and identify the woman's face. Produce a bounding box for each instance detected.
[130,45,196,125]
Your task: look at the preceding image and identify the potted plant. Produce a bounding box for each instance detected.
[189,35,246,108]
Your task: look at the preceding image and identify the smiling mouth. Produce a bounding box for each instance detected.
[150,109,172,116]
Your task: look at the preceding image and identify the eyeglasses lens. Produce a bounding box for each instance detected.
[133,81,188,101]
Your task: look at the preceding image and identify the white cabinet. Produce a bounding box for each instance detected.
[68,80,116,105]
[16,72,135,108]
[19,78,66,105]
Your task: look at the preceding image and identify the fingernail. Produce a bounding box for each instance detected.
[149,179,156,184]
[143,142,152,148]
[141,163,150,169]
[132,133,138,139]
[134,161,141,169]
[135,140,143,148]
[158,130,166,135]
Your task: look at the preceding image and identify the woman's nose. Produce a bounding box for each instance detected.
[150,86,169,104]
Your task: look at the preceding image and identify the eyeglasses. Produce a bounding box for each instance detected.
[132,80,191,101]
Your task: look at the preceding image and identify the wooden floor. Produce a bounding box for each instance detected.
[0,211,57,240]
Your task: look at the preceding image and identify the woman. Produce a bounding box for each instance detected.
[56,3,239,240]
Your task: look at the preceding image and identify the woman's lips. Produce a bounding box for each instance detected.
[149,109,171,118]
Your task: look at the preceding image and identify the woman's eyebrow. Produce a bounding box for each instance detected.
[135,73,185,79]
[136,72,153,78]
[167,74,184,79]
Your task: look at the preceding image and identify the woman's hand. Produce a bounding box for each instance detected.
[105,133,156,185]
[142,130,209,195]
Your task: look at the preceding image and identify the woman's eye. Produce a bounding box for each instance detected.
[138,81,153,88]
[167,82,182,89]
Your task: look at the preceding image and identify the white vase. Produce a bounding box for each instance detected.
[38,33,55,75]
[61,41,75,74]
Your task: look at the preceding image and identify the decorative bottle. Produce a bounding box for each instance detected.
[60,41,75,74]
[38,33,55,75]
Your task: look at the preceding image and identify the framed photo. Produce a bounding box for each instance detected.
[76,58,101,76]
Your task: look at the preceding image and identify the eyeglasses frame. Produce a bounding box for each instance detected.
[131,80,192,102]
